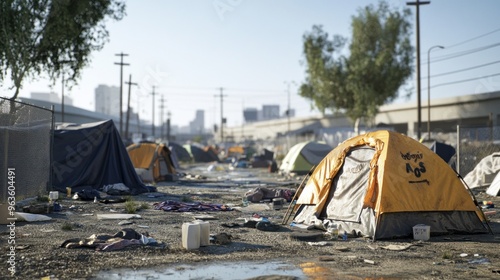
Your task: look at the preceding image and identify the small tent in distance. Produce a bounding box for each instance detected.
[293,130,488,240]
[52,120,149,195]
[169,141,192,163]
[184,143,219,163]
[127,142,178,183]
[279,141,332,175]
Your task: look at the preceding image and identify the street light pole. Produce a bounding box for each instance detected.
[427,45,444,140]
[151,86,156,139]
[407,0,430,140]
[284,81,296,136]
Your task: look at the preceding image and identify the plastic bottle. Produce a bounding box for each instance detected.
[327,223,339,239]
[342,230,348,241]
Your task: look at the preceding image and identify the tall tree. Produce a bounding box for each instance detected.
[300,1,413,129]
[0,0,126,100]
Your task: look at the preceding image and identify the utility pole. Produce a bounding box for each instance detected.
[284,81,296,136]
[114,52,129,136]
[167,111,171,142]
[151,86,156,139]
[215,88,227,143]
[159,95,165,139]
[407,0,430,140]
[124,74,138,139]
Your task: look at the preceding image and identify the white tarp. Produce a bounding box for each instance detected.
[463,152,500,188]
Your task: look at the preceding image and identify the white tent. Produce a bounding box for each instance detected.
[463,152,500,188]
[486,172,500,196]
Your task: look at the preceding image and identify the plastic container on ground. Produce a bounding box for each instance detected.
[412,224,430,241]
[327,223,339,239]
[49,191,59,200]
[193,220,210,246]
[182,222,201,250]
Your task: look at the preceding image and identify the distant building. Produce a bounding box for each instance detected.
[31,92,73,105]
[95,84,120,117]
[189,109,205,134]
[243,108,258,123]
[262,105,280,120]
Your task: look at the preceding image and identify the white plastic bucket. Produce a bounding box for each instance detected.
[193,220,210,246]
[412,224,430,241]
[182,222,201,250]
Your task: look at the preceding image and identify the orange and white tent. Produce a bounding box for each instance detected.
[127,143,177,183]
[294,130,488,239]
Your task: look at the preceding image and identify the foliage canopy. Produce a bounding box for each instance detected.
[299,1,414,125]
[0,0,126,99]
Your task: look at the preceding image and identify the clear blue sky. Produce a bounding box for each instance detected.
[6,0,500,128]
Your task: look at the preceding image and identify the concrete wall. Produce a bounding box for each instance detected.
[224,91,500,142]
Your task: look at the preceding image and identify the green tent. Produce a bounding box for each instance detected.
[279,141,332,175]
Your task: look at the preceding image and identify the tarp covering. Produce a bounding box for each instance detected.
[464,152,500,188]
[486,172,500,196]
[52,120,148,195]
[422,140,456,165]
[127,143,177,183]
[169,142,192,162]
[294,130,487,239]
[184,143,219,163]
[279,141,332,175]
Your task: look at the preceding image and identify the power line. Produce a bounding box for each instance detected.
[426,42,500,64]
[422,60,500,79]
[424,72,500,90]
[445,27,500,49]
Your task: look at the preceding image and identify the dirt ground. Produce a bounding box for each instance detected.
[1,163,500,280]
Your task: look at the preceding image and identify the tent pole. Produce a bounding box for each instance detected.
[456,172,494,235]
[282,165,316,225]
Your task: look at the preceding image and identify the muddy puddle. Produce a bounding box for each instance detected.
[92,261,307,280]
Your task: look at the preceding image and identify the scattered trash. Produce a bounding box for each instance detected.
[412,224,430,241]
[22,203,52,214]
[221,223,241,228]
[326,223,340,239]
[193,215,217,220]
[318,256,336,262]
[16,245,30,250]
[290,222,314,230]
[460,253,468,257]
[307,241,330,246]
[154,201,232,212]
[61,228,162,251]
[468,258,491,265]
[333,247,350,252]
[137,225,150,228]
[342,230,348,241]
[14,212,52,222]
[96,214,142,220]
[364,259,376,265]
[210,233,232,245]
[289,232,325,242]
[380,244,413,251]
[118,220,134,226]
[255,221,281,231]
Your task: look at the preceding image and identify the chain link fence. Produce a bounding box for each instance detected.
[456,125,500,177]
[0,97,54,203]
[267,124,500,179]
